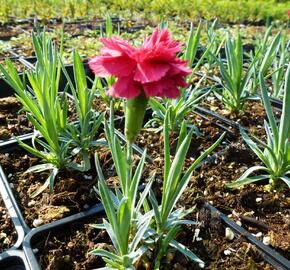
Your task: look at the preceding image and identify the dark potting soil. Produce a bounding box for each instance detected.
[92,96,124,118]
[0,95,77,141]
[35,217,107,270]
[0,144,121,228]
[135,112,227,161]
[201,95,281,138]
[32,203,275,270]
[0,24,27,41]
[0,96,33,140]
[182,141,290,260]
[0,194,16,252]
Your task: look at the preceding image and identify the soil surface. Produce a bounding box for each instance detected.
[0,144,120,228]
[0,96,33,140]
[201,94,281,138]
[183,141,290,260]
[0,95,77,141]
[0,195,16,252]
[135,111,228,161]
[29,138,288,270]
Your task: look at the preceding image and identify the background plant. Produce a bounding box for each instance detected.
[203,19,225,71]
[214,33,257,114]
[270,36,289,99]
[146,77,208,132]
[0,0,289,24]
[227,66,290,189]
[249,29,282,95]
[60,50,105,171]
[0,32,74,197]
[0,32,104,196]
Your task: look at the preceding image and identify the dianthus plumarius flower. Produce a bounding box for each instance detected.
[89,27,191,143]
[89,27,191,99]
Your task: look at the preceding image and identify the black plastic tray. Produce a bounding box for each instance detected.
[23,203,104,270]
[0,166,26,249]
[0,125,148,233]
[0,250,30,270]
[203,202,290,270]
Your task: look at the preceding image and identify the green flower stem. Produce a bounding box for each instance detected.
[126,141,133,196]
[125,91,148,143]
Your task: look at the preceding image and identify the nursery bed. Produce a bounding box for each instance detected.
[24,204,277,270]
[0,15,289,270]
[0,96,32,140]
[182,141,290,261]
[200,95,281,137]
[0,195,16,253]
[0,145,116,228]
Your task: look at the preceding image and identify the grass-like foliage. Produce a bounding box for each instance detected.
[60,50,105,171]
[92,105,153,269]
[227,65,290,189]
[147,114,225,269]
[0,32,103,196]
[92,105,225,269]
[214,34,256,114]
[147,77,208,132]
[0,32,73,197]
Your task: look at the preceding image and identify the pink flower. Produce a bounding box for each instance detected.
[288,9,290,18]
[89,28,191,99]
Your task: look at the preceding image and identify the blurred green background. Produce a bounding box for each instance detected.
[0,0,289,24]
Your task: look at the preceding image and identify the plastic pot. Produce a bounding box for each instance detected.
[0,125,148,232]
[23,203,104,270]
[0,166,26,250]
[0,250,30,270]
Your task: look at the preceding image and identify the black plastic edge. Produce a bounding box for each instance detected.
[0,167,26,249]
[23,203,104,270]
[0,123,148,230]
[195,105,241,130]
[0,166,30,234]
[0,250,30,270]
[203,202,290,270]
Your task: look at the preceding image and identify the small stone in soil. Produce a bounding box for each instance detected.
[33,218,44,227]
[83,204,89,209]
[224,249,232,255]
[236,220,242,226]
[0,232,7,239]
[263,236,271,245]
[225,227,235,241]
[28,200,36,207]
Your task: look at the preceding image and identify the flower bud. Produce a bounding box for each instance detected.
[125,92,148,143]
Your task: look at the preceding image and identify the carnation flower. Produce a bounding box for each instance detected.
[89,27,191,143]
[89,27,191,99]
